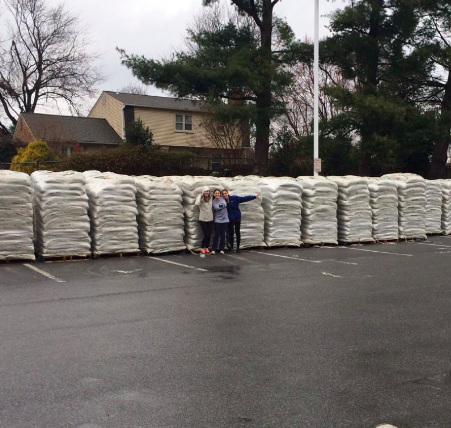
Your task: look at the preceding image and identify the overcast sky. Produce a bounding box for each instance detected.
[13,0,345,115]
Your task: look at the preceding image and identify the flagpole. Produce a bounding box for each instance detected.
[313,0,320,176]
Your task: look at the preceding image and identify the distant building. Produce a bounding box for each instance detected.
[89,91,250,156]
[14,112,122,156]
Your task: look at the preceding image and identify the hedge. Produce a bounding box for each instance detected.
[62,145,207,176]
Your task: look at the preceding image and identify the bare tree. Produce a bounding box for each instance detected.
[0,0,102,134]
[118,84,148,95]
[192,108,252,169]
[276,59,353,139]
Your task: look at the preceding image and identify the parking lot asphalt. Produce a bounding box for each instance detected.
[1,236,451,428]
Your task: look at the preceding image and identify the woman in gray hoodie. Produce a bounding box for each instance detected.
[195,186,213,254]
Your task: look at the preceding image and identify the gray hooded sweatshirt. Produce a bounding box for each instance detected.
[195,186,213,222]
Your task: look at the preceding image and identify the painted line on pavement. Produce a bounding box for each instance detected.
[417,242,451,248]
[23,264,66,283]
[341,247,413,257]
[322,272,341,278]
[149,257,209,272]
[251,251,322,264]
[329,260,358,266]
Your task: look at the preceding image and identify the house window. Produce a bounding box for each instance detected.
[216,123,226,134]
[175,114,193,132]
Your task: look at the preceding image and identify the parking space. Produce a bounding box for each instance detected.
[1,237,451,428]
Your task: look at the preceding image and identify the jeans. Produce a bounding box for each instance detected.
[199,221,213,248]
[212,222,228,251]
[228,220,241,249]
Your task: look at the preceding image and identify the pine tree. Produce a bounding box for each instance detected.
[119,1,299,175]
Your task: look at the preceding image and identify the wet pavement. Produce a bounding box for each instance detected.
[1,236,451,427]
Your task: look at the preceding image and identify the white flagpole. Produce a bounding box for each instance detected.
[313,0,320,176]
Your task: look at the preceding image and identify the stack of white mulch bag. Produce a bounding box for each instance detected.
[256,177,303,247]
[425,180,443,235]
[367,178,399,241]
[0,171,35,260]
[297,176,338,245]
[221,176,265,248]
[382,173,427,239]
[83,171,139,255]
[328,176,373,243]
[135,176,185,254]
[438,179,451,235]
[31,170,91,257]
[171,176,222,250]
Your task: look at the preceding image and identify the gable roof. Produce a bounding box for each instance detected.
[18,113,122,145]
[104,91,207,112]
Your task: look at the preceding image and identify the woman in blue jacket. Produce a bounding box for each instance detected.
[222,189,260,253]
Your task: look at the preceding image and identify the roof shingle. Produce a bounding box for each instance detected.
[20,113,122,145]
[105,91,207,112]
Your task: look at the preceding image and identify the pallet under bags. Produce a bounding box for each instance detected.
[438,179,451,235]
[83,171,139,255]
[425,180,443,235]
[256,177,303,247]
[31,170,91,257]
[171,176,222,250]
[297,176,338,245]
[221,177,265,249]
[382,173,427,239]
[0,171,35,260]
[135,176,185,254]
[328,176,373,243]
[367,178,399,241]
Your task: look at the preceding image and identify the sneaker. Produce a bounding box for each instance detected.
[220,251,225,255]
[211,250,216,255]
[205,249,210,254]
[200,249,206,254]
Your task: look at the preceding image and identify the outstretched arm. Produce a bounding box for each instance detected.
[235,194,259,204]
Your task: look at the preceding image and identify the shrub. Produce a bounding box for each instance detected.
[10,139,60,174]
[63,145,206,176]
[125,118,154,146]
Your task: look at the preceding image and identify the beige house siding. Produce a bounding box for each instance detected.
[88,93,125,139]
[134,107,214,148]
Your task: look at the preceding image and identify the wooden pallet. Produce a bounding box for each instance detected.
[338,240,376,246]
[376,238,399,244]
[40,254,91,263]
[93,251,141,260]
[302,242,338,248]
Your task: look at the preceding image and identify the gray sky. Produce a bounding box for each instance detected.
[24,0,345,114]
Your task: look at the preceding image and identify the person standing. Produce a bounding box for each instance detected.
[222,189,259,253]
[211,189,229,255]
[195,186,213,254]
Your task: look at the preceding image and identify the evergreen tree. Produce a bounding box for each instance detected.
[125,118,154,146]
[322,0,435,175]
[119,1,300,174]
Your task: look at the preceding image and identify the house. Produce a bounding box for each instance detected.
[14,112,123,156]
[88,91,250,156]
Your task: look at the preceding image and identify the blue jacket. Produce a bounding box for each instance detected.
[227,195,256,222]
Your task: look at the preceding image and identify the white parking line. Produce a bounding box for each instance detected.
[418,242,451,248]
[251,251,322,263]
[23,264,66,283]
[149,257,209,272]
[341,247,413,257]
[322,272,341,278]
